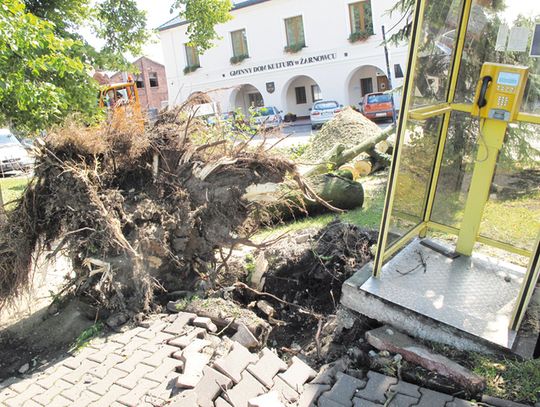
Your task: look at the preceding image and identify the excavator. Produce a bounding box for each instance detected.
[98,77,143,126]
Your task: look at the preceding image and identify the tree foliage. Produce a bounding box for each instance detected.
[172,0,233,53]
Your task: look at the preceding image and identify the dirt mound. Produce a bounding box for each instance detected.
[301,107,382,162]
[0,108,297,315]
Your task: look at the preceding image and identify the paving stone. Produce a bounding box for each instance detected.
[147,372,177,402]
[168,326,207,349]
[215,397,234,407]
[88,368,129,396]
[115,349,153,372]
[117,377,160,407]
[176,352,211,388]
[60,378,95,402]
[247,348,287,388]
[88,352,125,378]
[114,336,148,356]
[272,376,300,404]
[172,338,212,359]
[163,312,197,335]
[213,342,258,384]
[414,388,453,407]
[193,316,218,332]
[388,381,421,398]
[63,346,100,369]
[0,386,19,404]
[386,393,419,407]
[36,365,74,389]
[278,356,317,392]
[311,359,348,385]
[87,341,124,363]
[139,331,176,352]
[248,391,286,407]
[110,326,147,344]
[322,372,366,406]
[481,395,530,407]
[352,399,384,407]
[62,358,100,384]
[298,383,331,407]
[0,377,20,390]
[232,323,259,349]
[354,371,397,404]
[169,391,198,407]
[116,363,155,390]
[141,344,178,367]
[136,321,168,339]
[145,356,183,383]
[194,366,233,407]
[10,377,42,394]
[318,396,347,407]
[92,384,130,407]
[48,394,72,406]
[4,383,46,407]
[446,399,476,407]
[32,378,71,405]
[225,371,266,407]
[20,399,42,407]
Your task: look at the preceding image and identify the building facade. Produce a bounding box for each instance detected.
[109,57,169,112]
[158,0,408,117]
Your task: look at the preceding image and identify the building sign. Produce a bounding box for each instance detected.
[229,53,338,77]
[266,82,275,93]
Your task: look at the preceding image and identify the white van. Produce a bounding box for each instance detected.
[0,129,34,174]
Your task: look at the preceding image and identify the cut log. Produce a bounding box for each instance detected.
[304,125,395,178]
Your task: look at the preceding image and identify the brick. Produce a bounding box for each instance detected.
[109,326,147,344]
[10,377,41,394]
[139,331,175,352]
[117,378,160,407]
[62,359,100,384]
[232,323,259,349]
[215,397,234,407]
[278,356,317,392]
[88,353,125,378]
[91,384,130,407]
[136,321,167,339]
[225,371,266,407]
[247,348,287,388]
[87,341,123,363]
[353,398,384,407]
[172,338,212,359]
[168,327,206,348]
[169,390,198,407]
[163,312,197,335]
[64,346,100,369]
[88,368,129,396]
[4,384,45,407]
[47,394,72,407]
[115,349,153,372]
[388,381,421,398]
[145,356,182,383]
[0,386,18,404]
[322,372,366,406]
[32,378,71,405]
[414,388,453,407]
[387,393,419,407]
[213,342,258,384]
[114,336,148,356]
[116,363,154,390]
[141,344,178,367]
[297,383,331,407]
[248,391,286,407]
[193,316,218,333]
[355,371,397,404]
[60,379,95,402]
[176,352,211,388]
[75,390,102,407]
[36,365,73,389]
[147,372,177,402]
[20,399,42,407]
[194,366,233,407]
[272,376,300,404]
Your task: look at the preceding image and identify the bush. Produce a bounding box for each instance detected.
[184,65,200,74]
[284,43,305,53]
[348,31,372,43]
[230,54,249,64]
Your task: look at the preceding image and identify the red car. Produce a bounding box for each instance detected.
[360,92,395,122]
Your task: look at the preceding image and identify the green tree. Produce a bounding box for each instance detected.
[171,0,233,53]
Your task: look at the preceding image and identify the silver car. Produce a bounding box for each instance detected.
[0,129,34,175]
[253,106,283,129]
[310,100,343,129]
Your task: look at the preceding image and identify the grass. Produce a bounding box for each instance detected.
[69,322,104,352]
[0,176,30,210]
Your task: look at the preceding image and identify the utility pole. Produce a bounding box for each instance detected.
[382,25,397,125]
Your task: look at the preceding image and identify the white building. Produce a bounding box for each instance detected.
[158,0,408,118]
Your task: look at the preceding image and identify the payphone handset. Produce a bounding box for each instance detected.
[471,63,529,122]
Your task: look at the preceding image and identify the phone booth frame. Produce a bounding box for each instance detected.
[369,0,540,344]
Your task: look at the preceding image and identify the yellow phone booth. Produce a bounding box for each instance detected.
[342,0,540,352]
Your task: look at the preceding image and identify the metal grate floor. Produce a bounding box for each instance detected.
[361,239,526,348]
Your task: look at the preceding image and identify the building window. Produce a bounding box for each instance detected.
[360,77,373,96]
[394,63,404,78]
[348,1,374,42]
[295,86,307,104]
[231,29,249,63]
[284,16,305,52]
[311,85,322,102]
[248,93,264,107]
[149,72,159,87]
[184,44,200,74]
[135,74,144,89]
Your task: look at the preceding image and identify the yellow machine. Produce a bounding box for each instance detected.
[98,79,143,122]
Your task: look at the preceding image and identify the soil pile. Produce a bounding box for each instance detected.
[301,107,382,162]
[0,108,297,315]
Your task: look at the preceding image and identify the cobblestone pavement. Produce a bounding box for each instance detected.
[0,312,526,406]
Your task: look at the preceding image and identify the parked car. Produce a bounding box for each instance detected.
[252,106,283,129]
[360,92,395,122]
[310,100,343,129]
[0,128,34,175]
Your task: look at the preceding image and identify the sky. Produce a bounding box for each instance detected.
[137,0,178,63]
